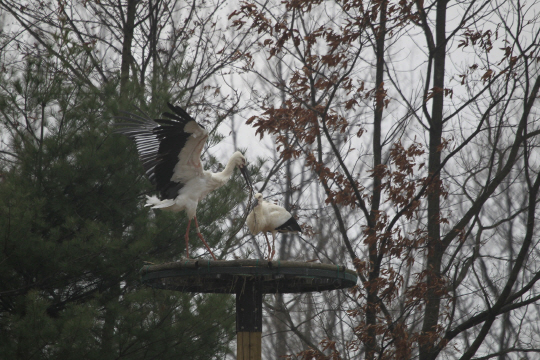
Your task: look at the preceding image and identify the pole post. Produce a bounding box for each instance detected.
[236,277,262,360]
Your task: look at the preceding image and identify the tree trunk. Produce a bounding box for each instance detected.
[120,0,137,98]
[420,1,447,359]
[365,1,386,358]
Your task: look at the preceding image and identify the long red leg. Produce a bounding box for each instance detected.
[263,233,272,260]
[194,216,217,260]
[269,233,276,261]
[185,219,192,259]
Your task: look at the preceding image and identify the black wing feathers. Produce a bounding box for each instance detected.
[115,103,204,200]
[276,217,302,233]
[162,103,203,127]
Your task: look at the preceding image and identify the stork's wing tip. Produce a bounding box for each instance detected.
[276,217,302,233]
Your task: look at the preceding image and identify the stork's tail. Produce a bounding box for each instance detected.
[145,195,175,209]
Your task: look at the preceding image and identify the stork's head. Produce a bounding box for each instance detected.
[231,151,253,191]
[254,193,263,204]
[250,193,264,211]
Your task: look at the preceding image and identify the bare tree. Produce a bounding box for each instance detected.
[231,0,540,359]
[0,0,252,109]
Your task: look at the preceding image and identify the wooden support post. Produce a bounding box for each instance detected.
[236,277,262,360]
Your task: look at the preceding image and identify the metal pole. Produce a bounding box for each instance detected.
[236,277,262,360]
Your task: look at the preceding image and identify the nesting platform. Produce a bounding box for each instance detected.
[140,259,357,360]
[140,259,357,294]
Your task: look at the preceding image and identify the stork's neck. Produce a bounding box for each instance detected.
[253,202,266,217]
[214,156,237,184]
[252,202,267,228]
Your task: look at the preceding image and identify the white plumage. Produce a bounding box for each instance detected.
[246,193,302,260]
[117,103,252,260]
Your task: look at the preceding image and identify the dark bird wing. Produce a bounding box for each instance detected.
[276,216,302,233]
[115,103,208,199]
[264,201,302,233]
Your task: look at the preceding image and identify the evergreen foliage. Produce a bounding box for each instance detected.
[0,53,240,359]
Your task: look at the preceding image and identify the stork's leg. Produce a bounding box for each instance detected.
[184,219,192,259]
[270,233,276,261]
[263,233,272,260]
[194,216,217,260]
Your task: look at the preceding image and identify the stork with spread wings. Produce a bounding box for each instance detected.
[116,103,253,260]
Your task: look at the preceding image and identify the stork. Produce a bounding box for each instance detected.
[246,193,302,260]
[116,103,253,260]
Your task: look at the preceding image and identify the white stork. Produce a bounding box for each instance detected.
[246,193,302,260]
[116,103,252,260]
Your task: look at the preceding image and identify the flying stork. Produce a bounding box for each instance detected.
[246,193,302,260]
[116,103,253,260]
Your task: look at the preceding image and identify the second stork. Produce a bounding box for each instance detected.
[247,193,302,260]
